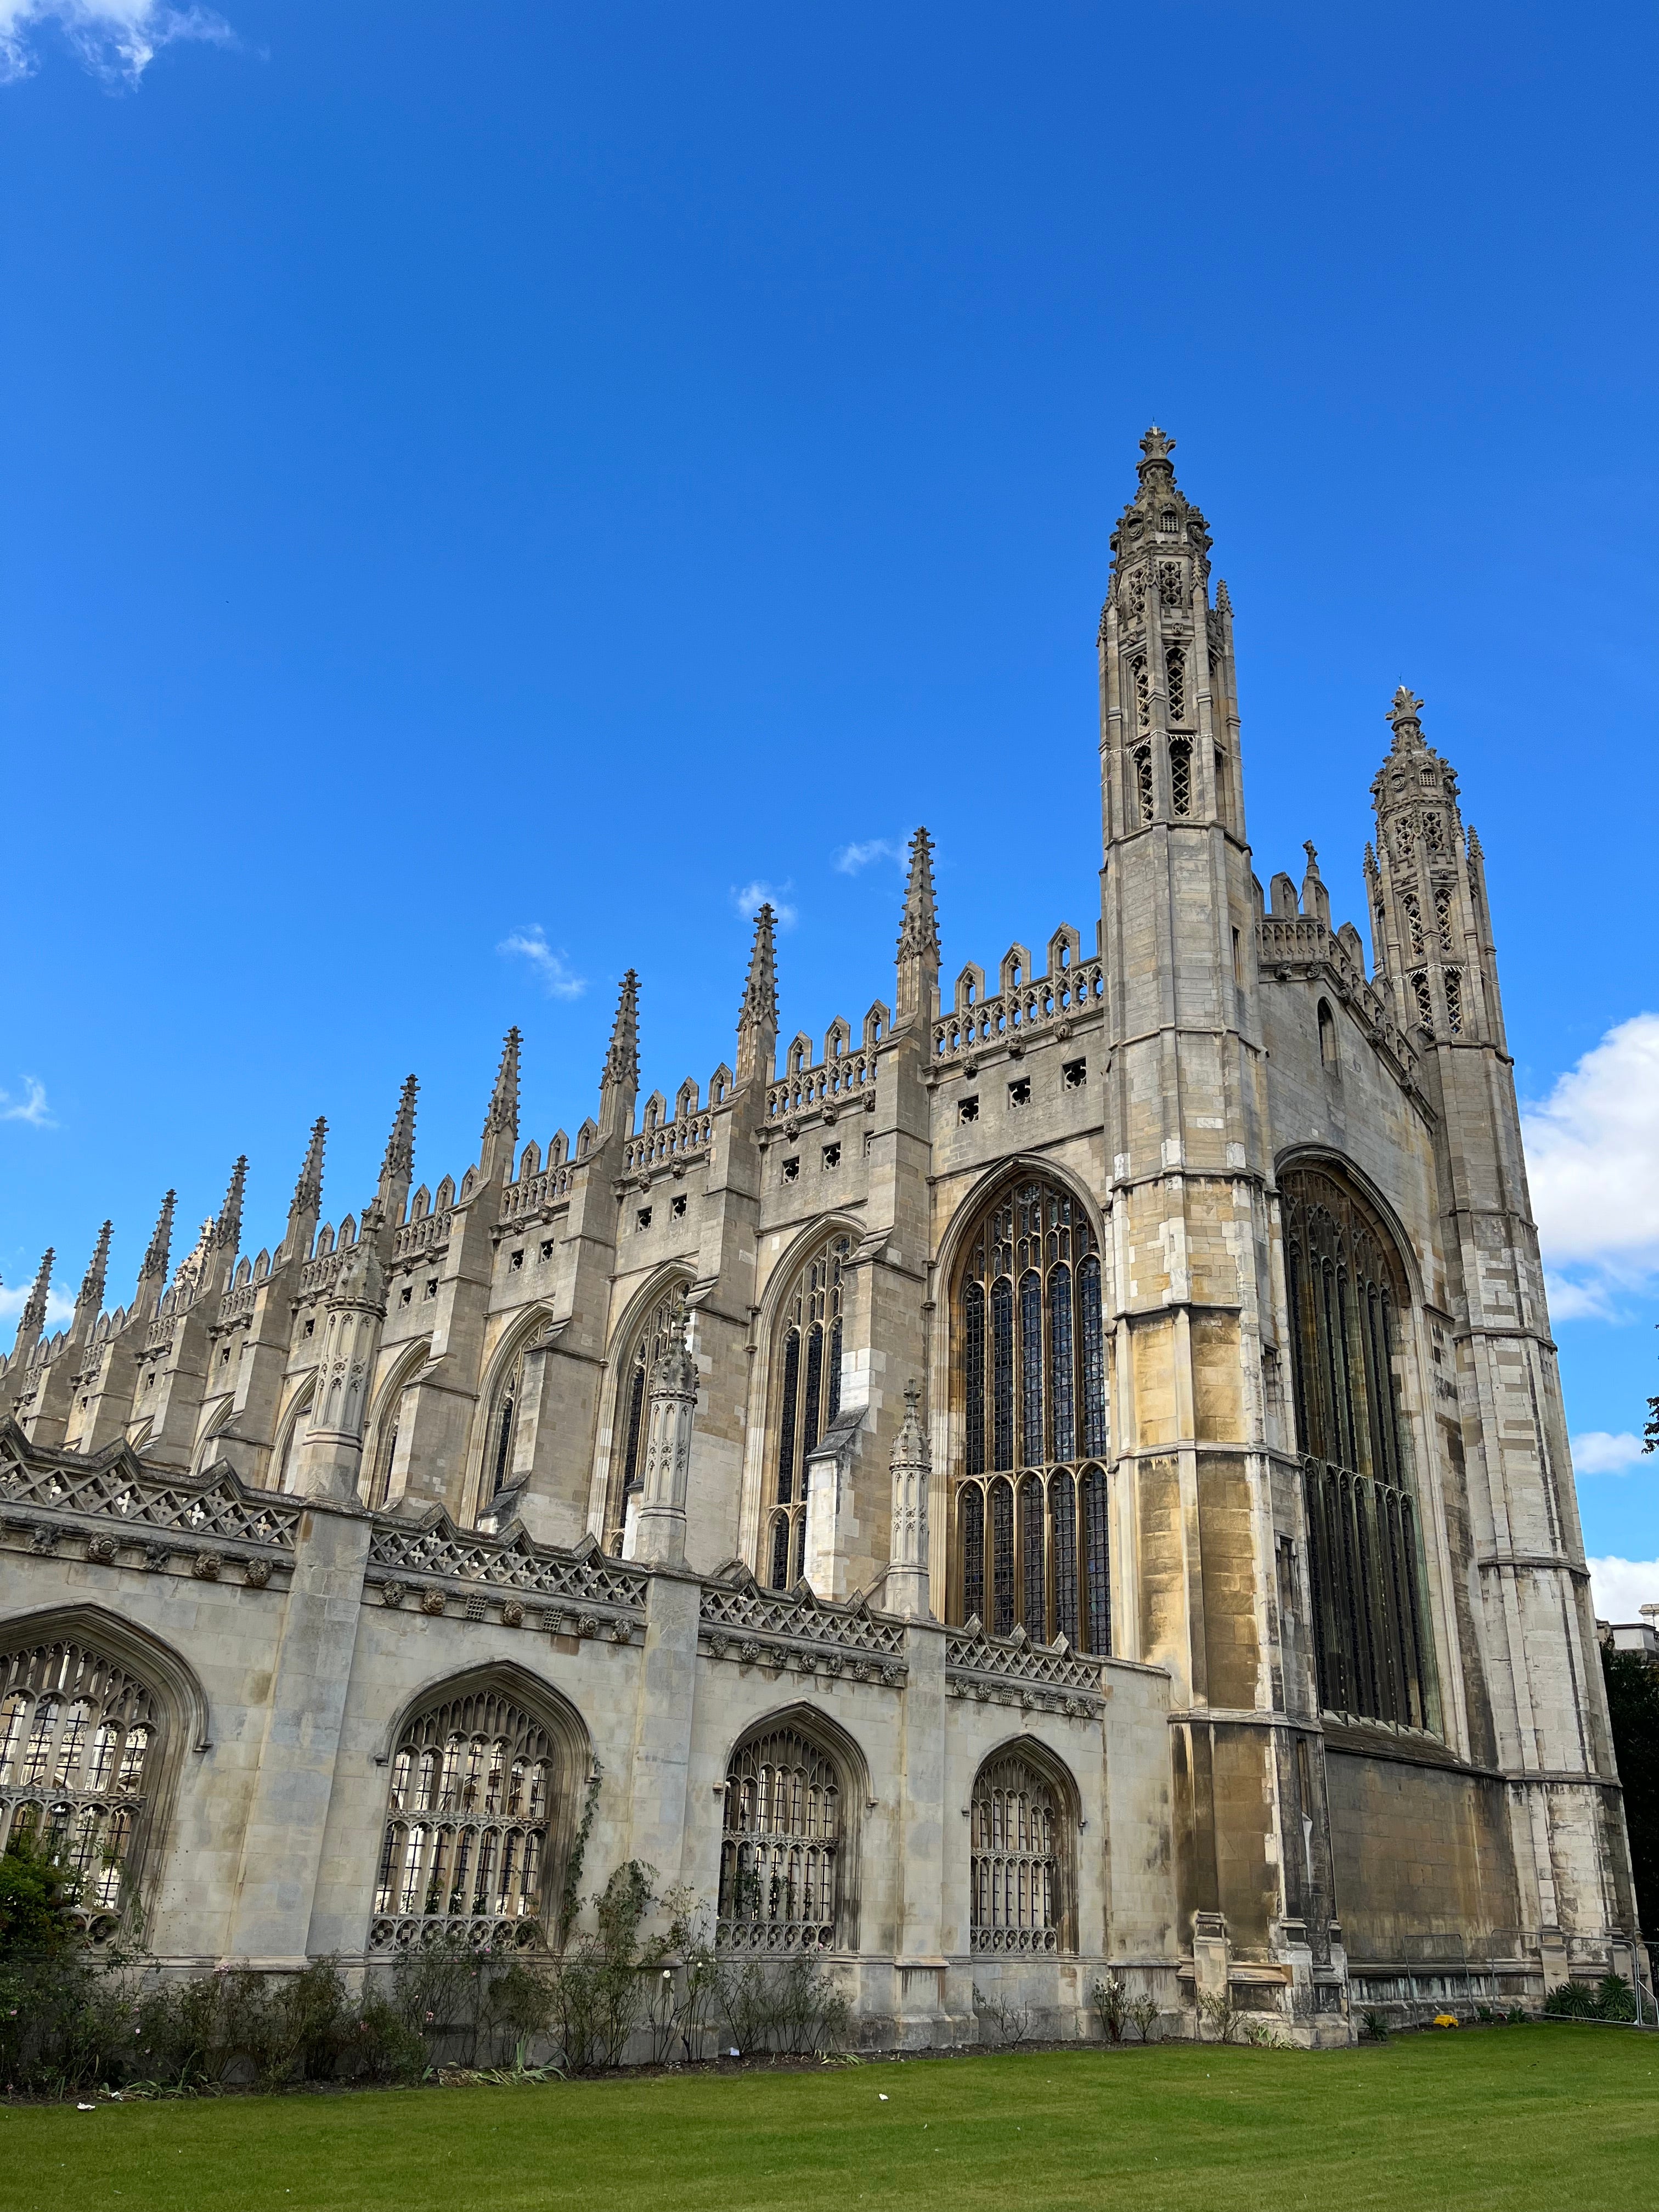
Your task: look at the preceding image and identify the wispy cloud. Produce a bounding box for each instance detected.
[1573,1431,1650,1476]
[497,928,585,1001]
[0,1078,53,1127]
[732,879,797,929]
[0,0,234,87]
[0,1281,74,1328]
[1522,1013,1659,1319]
[833,837,905,876]
[1589,1556,1659,1622]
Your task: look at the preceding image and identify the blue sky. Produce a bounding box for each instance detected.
[2,2,1656,1579]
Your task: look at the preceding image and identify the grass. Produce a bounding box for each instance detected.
[4,2025,1657,2212]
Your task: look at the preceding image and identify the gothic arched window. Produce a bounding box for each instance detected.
[1282,1165,1431,1731]
[604,1282,687,1554]
[372,1683,572,1951]
[717,1723,843,1953]
[0,1637,160,1942]
[953,1176,1110,1649]
[969,1749,1071,1954]
[763,1233,850,1589]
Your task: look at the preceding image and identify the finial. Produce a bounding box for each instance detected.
[289,1117,326,1223]
[138,1190,177,1283]
[213,1158,248,1250]
[382,1074,419,1182]
[1138,424,1176,471]
[1386,686,1425,746]
[602,976,639,1093]
[1302,840,1321,877]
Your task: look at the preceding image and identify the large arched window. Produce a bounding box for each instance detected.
[762,1232,850,1589]
[953,1176,1110,1649]
[372,1681,579,1951]
[1282,1164,1432,1730]
[366,1345,428,1513]
[969,1747,1073,1954]
[604,1280,689,1554]
[717,1722,843,1953]
[0,1637,160,1941]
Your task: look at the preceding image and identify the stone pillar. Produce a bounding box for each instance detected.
[632,1314,697,1568]
[625,1569,701,1893]
[893,1616,952,2046]
[884,1380,931,1620]
[224,1500,372,1968]
[295,1222,386,1505]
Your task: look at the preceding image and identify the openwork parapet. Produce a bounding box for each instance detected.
[945,1623,1104,1718]
[699,1577,907,1685]
[366,1514,650,1618]
[933,958,1104,1063]
[0,1434,301,1556]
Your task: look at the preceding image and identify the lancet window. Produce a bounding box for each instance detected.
[1282,1166,1431,1731]
[1135,746,1154,827]
[606,1282,688,1553]
[954,1176,1110,1649]
[1443,969,1464,1036]
[969,1750,1070,1954]
[372,1686,558,1951]
[763,1233,850,1589]
[1165,645,1187,724]
[1170,738,1193,817]
[0,1638,160,1941]
[717,1725,842,1953]
[486,1341,527,1505]
[1434,885,1454,953]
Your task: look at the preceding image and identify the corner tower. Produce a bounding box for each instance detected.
[1097,431,1327,2013]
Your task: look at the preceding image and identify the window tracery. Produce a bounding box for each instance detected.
[1410,971,1434,1030]
[1403,894,1425,961]
[372,1686,557,1950]
[969,1751,1069,1953]
[1165,645,1187,722]
[1282,1166,1431,1731]
[1434,885,1454,953]
[0,1638,159,1941]
[1135,746,1154,826]
[952,1176,1110,1648]
[1443,968,1463,1035]
[1169,739,1192,817]
[763,1233,850,1587]
[717,1725,842,1952]
[1131,653,1149,730]
[606,1282,688,1553]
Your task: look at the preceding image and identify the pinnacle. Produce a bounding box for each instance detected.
[139,1190,177,1282]
[737,909,778,1036]
[381,1074,419,1181]
[76,1221,112,1315]
[1138,424,1176,471]
[483,1029,522,1138]
[601,973,640,1094]
[1386,685,1426,746]
[214,1158,249,1249]
[290,1116,327,1219]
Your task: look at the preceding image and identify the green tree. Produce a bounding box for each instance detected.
[1602,1643,1659,1937]
[0,1831,78,1958]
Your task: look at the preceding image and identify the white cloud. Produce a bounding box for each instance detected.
[1573,1431,1650,1476]
[0,1078,53,1127]
[833,837,905,876]
[1522,1013,1659,1316]
[0,1282,74,1328]
[732,880,797,929]
[496,928,585,1001]
[1589,1556,1659,1623]
[0,0,232,86]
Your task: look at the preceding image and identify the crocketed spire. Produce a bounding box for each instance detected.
[9,1248,53,1362]
[137,1190,177,1287]
[895,827,940,1024]
[289,1116,326,1226]
[478,1029,521,1181]
[73,1221,112,1333]
[602,977,639,1093]
[213,1158,248,1255]
[735,909,777,1087]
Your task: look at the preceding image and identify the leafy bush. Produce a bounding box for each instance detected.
[1359,2007,1391,2042]
[972,1983,1031,2047]
[0,1836,78,1961]
[1092,1974,1128,2043]
[1544,1974,1635,2022]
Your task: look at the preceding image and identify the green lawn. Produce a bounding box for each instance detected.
[3,2025,1655,2212]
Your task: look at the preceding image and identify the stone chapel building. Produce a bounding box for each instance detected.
[0,428,1637,2042]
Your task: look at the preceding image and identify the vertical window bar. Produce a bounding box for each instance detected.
[775,1329,800,1504]
[1081,1467,1110,1655]
[964,1282,986,1479]
[1048,1263,1075,1463]
[1021,1475,1046,1639]
[991,1279,1014,1471]
[1019,1270,1043,1468]
[962,1486,985,1622]
[990,1478,1015,1636]
[1049,1470,1078,1649]
[1079,1255,1107,1457]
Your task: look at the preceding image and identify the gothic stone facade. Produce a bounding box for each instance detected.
[0,430,1635,2045]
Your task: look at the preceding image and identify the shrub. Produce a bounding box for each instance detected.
[972,1983,1031,2047]
[1359,2008,1391,2042]
[1128,1994,1161,2044]
[0,1835,79,1962]
[1092,1974,1128,2044]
